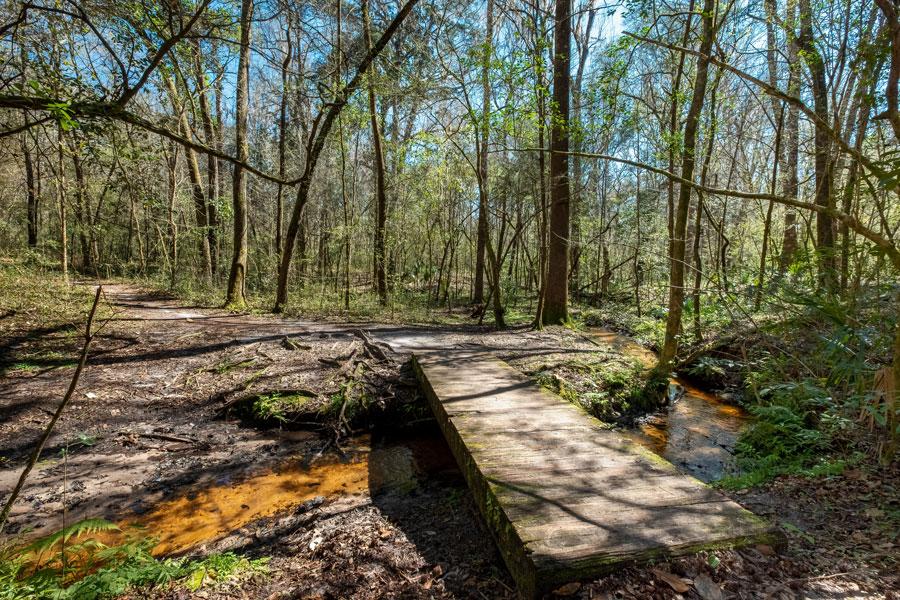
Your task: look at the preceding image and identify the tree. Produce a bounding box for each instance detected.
[226,0,253,309]
[362,0,389,304]
[796,0,835,289]
[273,0,420,312]
[478,0,504,327]
[542,0,572,326]
[161,70,213,283]
[652,0,718,379]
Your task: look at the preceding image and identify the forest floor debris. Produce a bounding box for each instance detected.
[1,280,897,598]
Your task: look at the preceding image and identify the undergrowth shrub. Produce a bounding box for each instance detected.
[732,381,832,476]
[715,282,899,486]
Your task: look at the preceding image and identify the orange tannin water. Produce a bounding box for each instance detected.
[127,453,370,556]
[588,328,749,482]
[116,433,455,555]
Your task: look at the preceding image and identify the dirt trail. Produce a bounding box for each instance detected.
[0,283,593,543]
[1,284,330,540]
[0,283,547,598]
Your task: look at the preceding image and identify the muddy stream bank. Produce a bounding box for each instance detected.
[115,428,460,556]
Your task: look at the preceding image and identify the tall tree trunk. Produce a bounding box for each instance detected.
[797,0,835,289]
[362,0,388,304]
[531,7,549,329]
[163,73,213,283]
[778,10,801,272]
[276,21,292,259]
[653,0,717,379]
[212,40,225,273]
[756,0,785,308]
[473,0,492,307]
[474,201,487,303]
[192,40,220,277]
[69,144,93,270]
[23,130,37,247]
[336,0,352,310]
[56,129,67,279]
[166,144,179,288]
[226,0,253,309]
[129,187,145,273]
[633,163,641,318]
[666,0,697,272]
[21,48,38,249]
[569,5,596,296]
[542,0,572,326]
[478,0,504,327]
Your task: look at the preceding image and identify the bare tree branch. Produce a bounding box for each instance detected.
[117,0,213,106]
[507,147,900,266]
[0,114,52,138]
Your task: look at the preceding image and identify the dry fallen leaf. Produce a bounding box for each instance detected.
[551,582,581,596]
[755,544,776,556]
[693,574,724,600]
[650,568,690,593]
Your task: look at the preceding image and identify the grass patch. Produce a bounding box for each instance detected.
[0,260,112,376]
[716,455,861,490]
[249,391,314,424]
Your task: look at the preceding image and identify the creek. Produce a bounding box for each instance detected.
[120,429,458,556]
[121,329,747,553]
[588,327,749,482]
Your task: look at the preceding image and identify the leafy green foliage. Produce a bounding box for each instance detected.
[716,455,857,490]
[730,381,831,478]
[181,553,270,591]
[0,520,270,600]
[251,393,290,424]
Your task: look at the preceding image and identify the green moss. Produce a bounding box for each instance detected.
[530,356,657,421]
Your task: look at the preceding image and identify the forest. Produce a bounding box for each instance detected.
[0,0,899,598]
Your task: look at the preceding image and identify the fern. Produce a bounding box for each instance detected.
[1,520,271,600]
[19,519,120,558]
